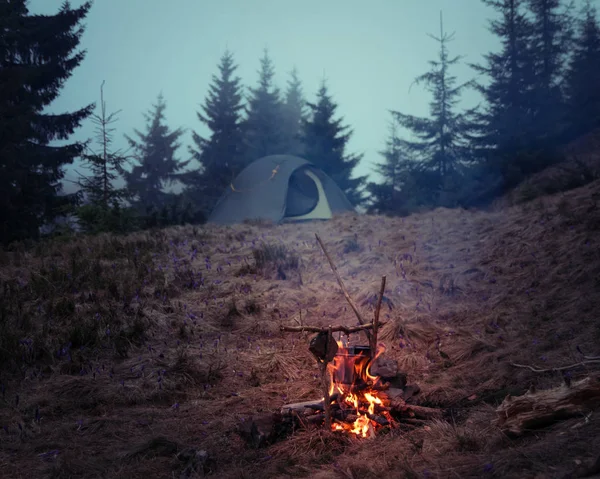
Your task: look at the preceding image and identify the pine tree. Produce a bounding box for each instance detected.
[302,79,367,206]
[124,94,187,212]
[527,0,571,146]
[367,117,405,214]
[0,0,94,244]
[281,67,307,156]
[564,0,600,140]
[392,13,476,206]
[470,0,538,188]
[368,119,437,215]
[243,49,286,163]
[75,82,134,233]
[181,50,246,215]
[76,82,129,209]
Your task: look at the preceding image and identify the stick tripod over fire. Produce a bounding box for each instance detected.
[281,233,390,437]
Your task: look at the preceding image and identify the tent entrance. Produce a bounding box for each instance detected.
[284,169,332,220]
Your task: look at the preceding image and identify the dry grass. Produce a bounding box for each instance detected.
[0,179,600,478]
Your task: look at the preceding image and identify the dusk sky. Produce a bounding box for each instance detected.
[28,0,534,192]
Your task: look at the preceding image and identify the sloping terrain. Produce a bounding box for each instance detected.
[1,179,600,478]
[501,128,600,206]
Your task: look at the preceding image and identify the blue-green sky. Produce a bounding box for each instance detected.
[29,0,510,192]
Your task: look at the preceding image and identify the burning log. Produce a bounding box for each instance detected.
[495,375,600,436]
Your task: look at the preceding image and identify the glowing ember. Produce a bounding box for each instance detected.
[327,340,392,437]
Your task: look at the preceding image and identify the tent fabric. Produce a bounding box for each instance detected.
[207,154,355,224]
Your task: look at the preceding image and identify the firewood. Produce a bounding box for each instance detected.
[495,374,600,436]
[389,401,443,420]
[281,400,324,415]
[281,394,340,416]
[366,413,390,426]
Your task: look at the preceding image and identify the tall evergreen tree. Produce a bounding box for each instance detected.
[76,82,129,209]
[302,79,367,206]
[0,0,94,244]
[181,50,246,215]
[527,0,571,146]
[470,0,538,189]
[564,0,600,140]
[367,117,406,214]
[281,67,307,156]
[392,13,476,206]
[243,49,286,163]
[124,94,187,211]
[74,82,135,234]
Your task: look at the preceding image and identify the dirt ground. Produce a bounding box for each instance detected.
[1,179,600,479]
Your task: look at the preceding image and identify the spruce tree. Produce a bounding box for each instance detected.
[281,67,307,157]
[367,117,407,214]
[0,0,94,244]
[124,94,187,212]
[527,0,571,146]
[470,0,538,189]
[75,82,135,234]
[243,49,286,163]
[302,80,367,206]
[392,13,476,207]
[564,0,600,140]
[181,50,246,216]
[76,82,129,209]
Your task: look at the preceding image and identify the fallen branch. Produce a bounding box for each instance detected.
[510,360,600,373]
[397,403,443,420]
[281,323,384,335]
[315,233,371,342]
[495,374,600,436]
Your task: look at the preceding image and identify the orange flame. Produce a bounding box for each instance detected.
[327,340,390,438]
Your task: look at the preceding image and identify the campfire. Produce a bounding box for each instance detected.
[240,235,443,448]
[328,340,392,438]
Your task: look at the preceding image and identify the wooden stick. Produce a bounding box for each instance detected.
[371,276,386,359]
[390,402,443,419]
[281,323,384,335]
[322,325,333,430]
[281,393,341,415]
[315,233,371,342]
[510,360,600,373]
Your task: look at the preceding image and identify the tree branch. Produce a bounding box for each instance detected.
[281,323,384,335]
[315,233,371,342]
[510,360,600,373]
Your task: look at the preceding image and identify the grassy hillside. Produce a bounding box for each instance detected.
[1,179,599,478]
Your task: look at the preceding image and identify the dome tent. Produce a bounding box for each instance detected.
[207,155,355,224]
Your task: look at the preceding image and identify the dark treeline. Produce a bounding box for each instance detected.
[1,0,600,245]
